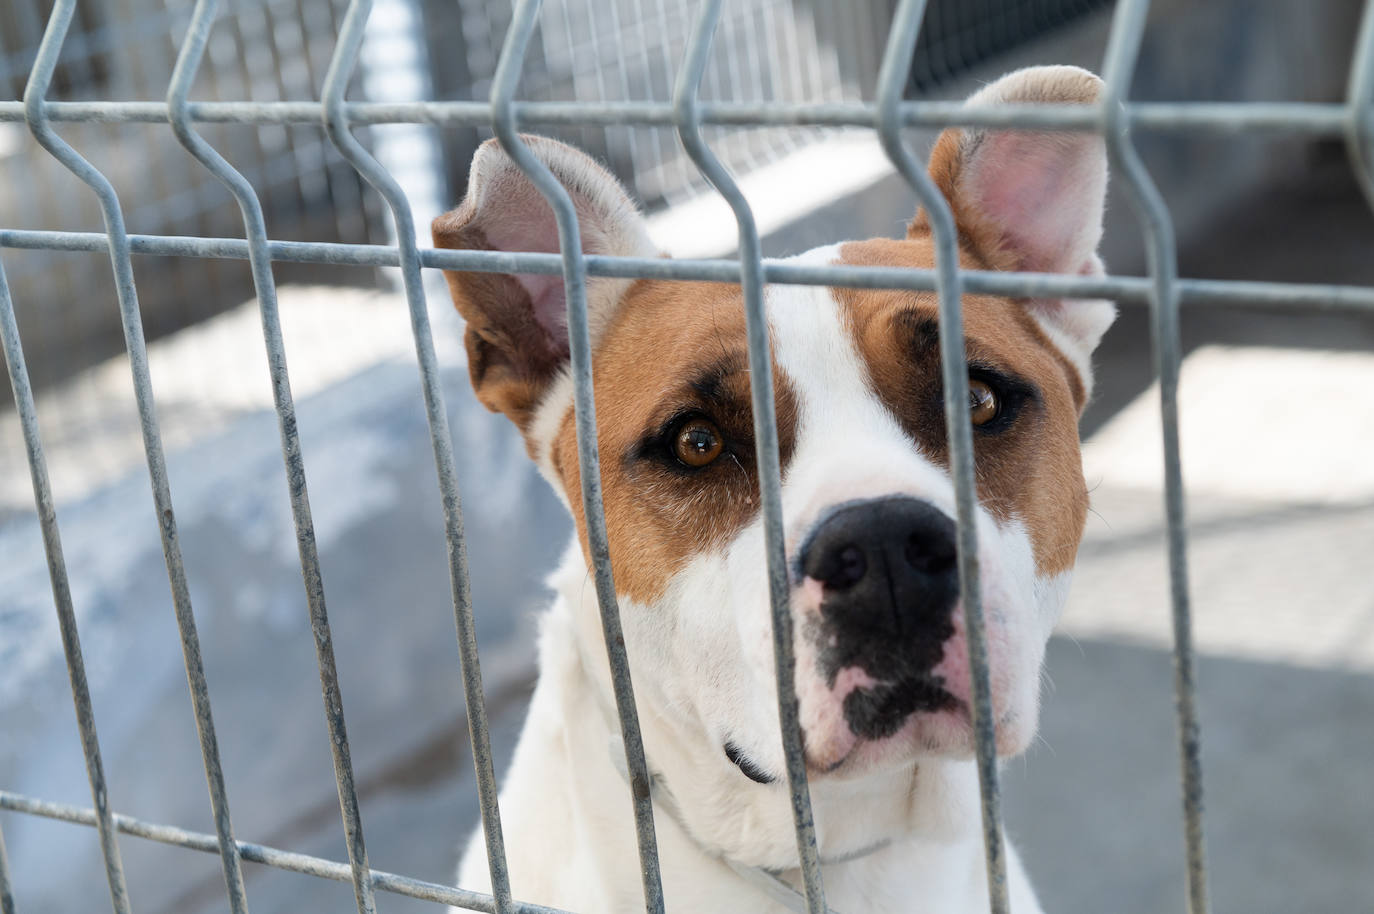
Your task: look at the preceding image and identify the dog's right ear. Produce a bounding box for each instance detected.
[432,136,657,430]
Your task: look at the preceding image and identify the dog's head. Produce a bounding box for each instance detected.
[436,64,1111,847]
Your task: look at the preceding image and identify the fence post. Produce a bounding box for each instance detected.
[487,3,667,911]
[671,2,827,910]
[1101,2,1211,913]
[875,1,1007,910]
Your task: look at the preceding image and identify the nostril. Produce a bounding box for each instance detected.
[905,532,955,576]
[820,544,866,590]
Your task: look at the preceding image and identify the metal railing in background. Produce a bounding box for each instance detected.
[422,0,888,211]
[2,0,1373,913]
[0,0,896,398]
[0,0,379,394]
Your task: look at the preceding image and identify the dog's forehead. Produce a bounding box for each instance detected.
[831,237,1084,388]
[591,238,1075,396]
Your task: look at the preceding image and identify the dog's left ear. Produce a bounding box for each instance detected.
[432,135,657,431]
[922,65,1115,403]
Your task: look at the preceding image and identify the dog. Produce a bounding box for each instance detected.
[432,65,1114,914]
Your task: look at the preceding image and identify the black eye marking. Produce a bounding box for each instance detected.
[688,353,748,405]
[629,350,758,472]
[897,313,941,357]
[892,311,1041,436]
[630,409,735,475]
[724,740,775,784]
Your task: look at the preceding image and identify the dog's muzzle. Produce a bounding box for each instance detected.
[799,496,961,739]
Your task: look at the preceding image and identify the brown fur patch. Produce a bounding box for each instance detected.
[548,279,799,604]
[836,237,1089,577]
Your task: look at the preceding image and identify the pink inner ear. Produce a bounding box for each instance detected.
[963,130,1105,275]
[479,184,574,347]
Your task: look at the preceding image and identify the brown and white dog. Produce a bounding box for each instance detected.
[433,65,1114,914]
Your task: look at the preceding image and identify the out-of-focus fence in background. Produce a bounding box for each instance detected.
[1,0,1121,392]
[0,0,385,389]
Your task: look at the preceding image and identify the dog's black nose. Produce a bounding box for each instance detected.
[799,496,959,649]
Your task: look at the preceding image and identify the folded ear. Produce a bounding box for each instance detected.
[922,66,1116,400]
[432,135,656,430]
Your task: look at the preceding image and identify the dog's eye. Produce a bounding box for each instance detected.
[968,379,999,426]
[674,418,724,468]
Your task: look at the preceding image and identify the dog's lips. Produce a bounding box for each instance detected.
[841,673,960,739]
[801,667,969,774]
[792,585,1009,772]
[803,700,973,775]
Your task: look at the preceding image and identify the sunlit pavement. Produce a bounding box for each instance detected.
[1007,344,1374,914]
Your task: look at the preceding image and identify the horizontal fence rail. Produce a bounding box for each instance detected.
[2,0,1372,912]
[4,229,1374,312]
[0,791,570,914]
[0,98,1365,135]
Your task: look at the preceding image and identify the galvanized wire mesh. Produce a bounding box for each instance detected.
[422,0,882,210]
[2,0,1373,913]
[0,0,383,391]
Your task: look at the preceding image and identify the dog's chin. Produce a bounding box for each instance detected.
[805,702,1033,778]
[805,705,963,777]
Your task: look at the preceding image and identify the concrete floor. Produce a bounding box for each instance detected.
[3,154,1373,913]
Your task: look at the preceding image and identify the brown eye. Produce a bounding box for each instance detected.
[968,379,999,426]
[674,419,724,467]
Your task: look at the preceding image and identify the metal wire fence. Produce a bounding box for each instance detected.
[0,0,387,393]
[1,0,1373,913]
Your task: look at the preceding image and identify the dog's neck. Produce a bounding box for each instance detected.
[586,664,904,914]
[541,541,1000,912]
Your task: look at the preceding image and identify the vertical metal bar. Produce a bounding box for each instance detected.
[36,5,276,912]
[321,2,513,911]
[671,3,826,913]
[1100,3,1211,914]
[1347,0,1374,210]
[0,816,13,914]
[488,3,665,912]
[875,3,1008,912]
[186,3,384,913]
[0,255,131,914]
[18,5,155,912]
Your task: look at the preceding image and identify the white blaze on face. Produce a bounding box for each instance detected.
[570,240,1079,792]
[699,244,1067,772]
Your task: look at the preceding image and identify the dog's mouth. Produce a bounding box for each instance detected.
[842,674,960,741]
[722,677,964,784]
[723,740,776,784]
[793,664,971,775]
